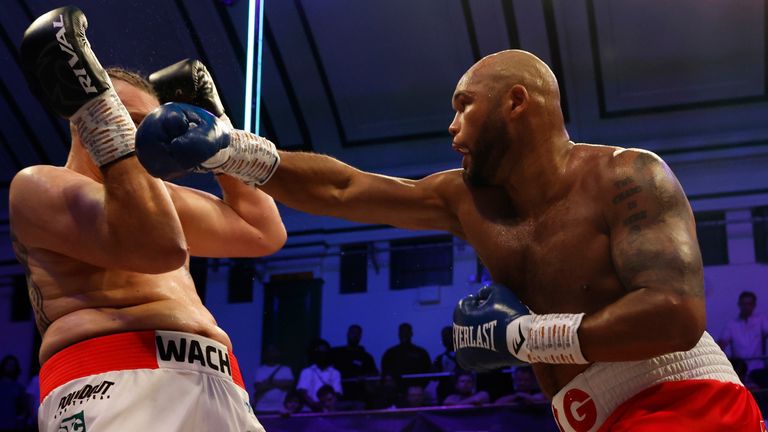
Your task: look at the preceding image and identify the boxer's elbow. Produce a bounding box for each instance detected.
[117,237,189,274]
[664,294,706,352]
[261,223,287,256]
[143,246,189,274]
[158,240,190,270]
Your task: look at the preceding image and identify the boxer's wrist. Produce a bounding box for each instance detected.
[508,313,588,364]
[70,87,137,167]
[206,130,280,186]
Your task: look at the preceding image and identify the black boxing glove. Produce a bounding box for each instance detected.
[20,6,110,117]
[20,6,135,166]
[149,59,225,118]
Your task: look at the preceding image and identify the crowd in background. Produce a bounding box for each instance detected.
[251,323,546,416]
[4,290,767,427]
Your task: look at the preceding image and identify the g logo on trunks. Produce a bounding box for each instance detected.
[563,388,597,432]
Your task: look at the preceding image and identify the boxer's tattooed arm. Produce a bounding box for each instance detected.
[612,177,646,232]
[609,152,703,298]
[11,231,52,334]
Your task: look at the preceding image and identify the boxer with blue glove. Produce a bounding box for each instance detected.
[211,48,759,431]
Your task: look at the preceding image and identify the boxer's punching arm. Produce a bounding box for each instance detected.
[261,151,464,235]
[135,102,462,235]
[579,149,705,361]
[164,177,286,258]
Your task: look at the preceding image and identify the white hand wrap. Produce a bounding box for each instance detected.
[200,129,280,186]
[507,313,588,364]
[70,87,136,167]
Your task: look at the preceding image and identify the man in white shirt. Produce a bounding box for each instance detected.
[252,345,294,414]
[719,291,768,373]
[296,339,343,411]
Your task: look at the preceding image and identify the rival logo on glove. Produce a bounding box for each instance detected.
[52,14,97,94]
[453,321,497,351]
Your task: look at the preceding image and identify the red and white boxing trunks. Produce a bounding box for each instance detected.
[551,331,764,432]
[38,330,264,432]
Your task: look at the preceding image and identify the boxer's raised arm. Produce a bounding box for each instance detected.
[165,177,286,258]
[261,151,464,234]
[14,6,187,273]
[10,164,187,274]
[579,149,705,361]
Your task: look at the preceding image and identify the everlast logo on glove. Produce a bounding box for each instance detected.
[52,14,96,94]
[453,321,498,351]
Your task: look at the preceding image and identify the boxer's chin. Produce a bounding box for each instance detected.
[463,165,492,187]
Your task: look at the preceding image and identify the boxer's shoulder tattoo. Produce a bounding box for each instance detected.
[10,230,52,334]
[611,153,702,297]
[611,152,681,233]
[612,177,646,232]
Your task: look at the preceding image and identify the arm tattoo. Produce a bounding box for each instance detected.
[612,177,647,232]
[11,231,52,334]
[610,154,703,298]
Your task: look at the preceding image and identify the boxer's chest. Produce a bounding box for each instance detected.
[462,196,624,313]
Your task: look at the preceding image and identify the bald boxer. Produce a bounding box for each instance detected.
[137,50,764,430]
[12,7,284,432]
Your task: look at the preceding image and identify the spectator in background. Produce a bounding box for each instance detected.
[718,291,768,373]
[495,366,547,406]
[331,324,378,405]
[368,372,400,410]
[297,339,343,412]
[252,345,295,414]
[443,370,489,406]
[281,390,305,416]
[381,323,432,390]
[25,374,39,431]
[401,385,431,409]
[432,325,458,403]
[0,355,29,431]
[730,358,761,392]
[316,385,339,413]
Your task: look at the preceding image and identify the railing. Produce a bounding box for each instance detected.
[259,403,560,432]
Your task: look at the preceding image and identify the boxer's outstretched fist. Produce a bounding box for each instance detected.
[136,103,279,185]
[149,59,225,118]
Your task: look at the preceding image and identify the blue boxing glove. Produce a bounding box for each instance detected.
[136,103,279,185]
[453,283,531,371]
[453,283,588,371]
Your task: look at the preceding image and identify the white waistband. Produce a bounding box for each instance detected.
[551,332,740,432]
